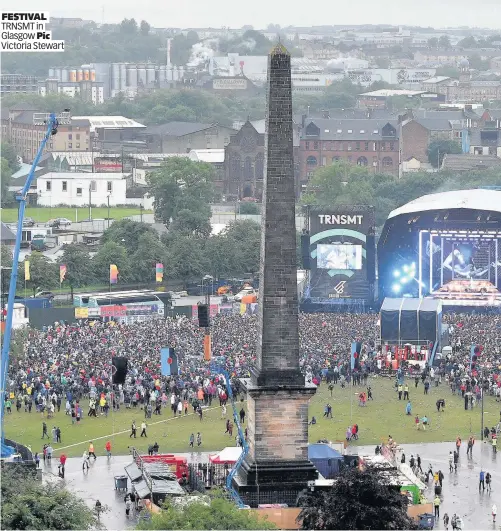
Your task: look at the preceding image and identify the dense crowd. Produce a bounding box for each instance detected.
[4,312,501,417]
[6,313,377,410]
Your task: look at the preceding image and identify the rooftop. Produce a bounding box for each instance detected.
[441,154,501,172]
[389,188,501,220]
[39,172,128,180]
[421,76,451,84]
[143,121,234,137]
[71,116,146,133]
[301,118,398,141]
[359,89,426,98]
[188,149,225,163]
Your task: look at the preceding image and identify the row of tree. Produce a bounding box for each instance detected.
[1,141,20,207]
[302,160,501,227]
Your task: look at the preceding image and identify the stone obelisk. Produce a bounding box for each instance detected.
[233,43,317,507]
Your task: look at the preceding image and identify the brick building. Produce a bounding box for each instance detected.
[224,119,300,199]
[1,105,91,163]
[299,118,399,182]
[401,116,462,164]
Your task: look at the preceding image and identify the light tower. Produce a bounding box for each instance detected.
[0,111,71,457]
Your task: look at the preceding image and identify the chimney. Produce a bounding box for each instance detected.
[301,114,306,128]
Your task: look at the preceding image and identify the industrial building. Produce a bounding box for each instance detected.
[1,74,39,96]
[45,63,186,100]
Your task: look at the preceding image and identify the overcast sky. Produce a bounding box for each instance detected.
[11,0,501,30]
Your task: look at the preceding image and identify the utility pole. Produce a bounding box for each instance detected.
[107,194,110,230]
[89,184,92,221]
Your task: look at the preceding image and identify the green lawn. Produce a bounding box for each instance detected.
[4,378,497,458]
[0,207,153,224]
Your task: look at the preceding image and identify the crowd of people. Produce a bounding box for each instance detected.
[5,313,379,412]
[3,312,501,437]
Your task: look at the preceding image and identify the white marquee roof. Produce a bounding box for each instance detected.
[388,189,501,220]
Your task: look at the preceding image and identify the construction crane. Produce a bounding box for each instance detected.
[211,357,248,508]
[0,111,71,458]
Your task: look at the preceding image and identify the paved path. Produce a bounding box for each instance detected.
[41,442,500,530]
[354,442,500,530]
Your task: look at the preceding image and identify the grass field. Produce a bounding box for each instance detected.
[4,378,499,458]
[0,207,153,224]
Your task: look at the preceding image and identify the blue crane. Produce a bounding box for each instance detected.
[0,111,71,458]
[210,357,248,508]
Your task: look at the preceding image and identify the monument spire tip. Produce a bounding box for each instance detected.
[270,42,290,56]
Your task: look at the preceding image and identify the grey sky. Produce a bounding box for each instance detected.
[11,0,501,30]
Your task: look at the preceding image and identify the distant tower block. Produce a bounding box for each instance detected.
[232,43,318,507]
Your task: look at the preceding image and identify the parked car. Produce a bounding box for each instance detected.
[46,219,59,228]
[34,290,54,300]
[23,217,35,227]
[56,217,72,227]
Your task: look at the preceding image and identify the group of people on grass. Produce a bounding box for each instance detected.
[4,313,501,441]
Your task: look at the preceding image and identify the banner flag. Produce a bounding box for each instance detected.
[25,261,30,281]
[156,263,164,283]
[110,264,119,285]
[60,264,67,283]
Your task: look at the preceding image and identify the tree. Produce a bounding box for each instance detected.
[170,208,212,238]
[298,465,417,530]
[140,20,150,36]
[1,244,13,292]
[1,158,13,207]
[217,220,261,275]
[302,161,375,208]
[101,219,158,255]
[1,141,20,172]
[130,232,167,283]
[427,37,438,48]
[459,36,478,48]
[24,252,59,295]
[468,53,490,71]
[238,202,259,215]
[1,467,98,530]
[438,35,451,48]
[119,18,138,34]
[427,139,462,168]
[147,157,215,228]
[136,490,276,530]
[58,245,93,296]
[161,233,209,286]
[93,241,130,284]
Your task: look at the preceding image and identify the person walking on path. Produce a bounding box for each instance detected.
[467,435,475,457]
[456,436,461,455]
[486,471,492,492]
[416,454,423,474]
[140,421,147,437]
[41,421,49,439]
[88,442,97,460]
[130,421,137,438]
[492,504,497,524]
[479,469,485,491]
[434,495,440,518]
[403,384,409,401]
[449,451,454,472]
[58,454,67,478]
[82,451,90,471]
[105,440,112,458]
[443,513,449,530]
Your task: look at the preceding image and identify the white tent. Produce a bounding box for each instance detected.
[209,446,242,464]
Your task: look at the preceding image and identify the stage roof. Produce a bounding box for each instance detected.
[388,189,501,220]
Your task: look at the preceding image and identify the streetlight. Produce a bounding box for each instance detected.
[107,193,111,230]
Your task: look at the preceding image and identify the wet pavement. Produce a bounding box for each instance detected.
[355,442,500,530]
[41,452,210,531]
[40,444,499,530]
